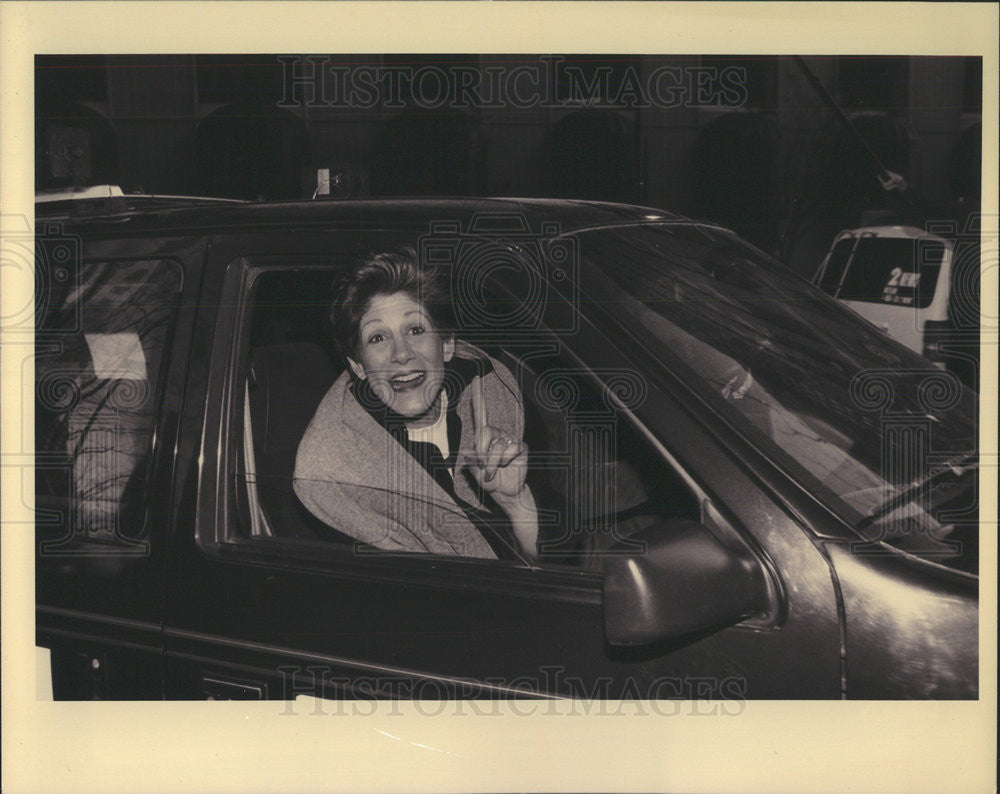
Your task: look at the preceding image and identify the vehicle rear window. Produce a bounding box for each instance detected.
[817,237,854,295]
[833,236,945,309]
[35,258,182,551]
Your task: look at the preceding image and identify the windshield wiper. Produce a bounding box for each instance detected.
[856,452,978,532]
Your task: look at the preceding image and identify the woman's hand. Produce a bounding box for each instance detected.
[469,375,528,500]
[469,375,537,560]
[472,425,529,502]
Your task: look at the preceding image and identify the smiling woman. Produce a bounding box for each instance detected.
[346,291,457,425]
[293,248,539,561]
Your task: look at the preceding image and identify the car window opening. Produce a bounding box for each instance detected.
[236,267,703,570]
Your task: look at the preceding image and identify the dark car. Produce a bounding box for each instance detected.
[34,194,978,700]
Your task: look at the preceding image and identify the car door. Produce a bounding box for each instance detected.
[161,232,844,700]
[35,230,207,699]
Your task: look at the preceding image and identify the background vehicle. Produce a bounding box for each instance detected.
[35,195,978,701]
[812,224,980,389]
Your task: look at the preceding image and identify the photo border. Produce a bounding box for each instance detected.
[2,3,997,793]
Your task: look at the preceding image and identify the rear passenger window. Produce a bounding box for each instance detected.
[35,258,182,551]
[836,237,945,308]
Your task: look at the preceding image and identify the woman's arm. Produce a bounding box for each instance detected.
[489,481,539,561]
[468,375,539,560]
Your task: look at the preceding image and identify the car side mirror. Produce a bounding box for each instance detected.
[602,518,771,647]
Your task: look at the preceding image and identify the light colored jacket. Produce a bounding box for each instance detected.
[293,342,523,557]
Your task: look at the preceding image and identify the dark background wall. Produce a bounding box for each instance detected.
[35,54,981,275]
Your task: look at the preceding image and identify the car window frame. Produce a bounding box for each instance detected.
[192,254,608,600]
[193,249,782,620]
[35,252,186,555]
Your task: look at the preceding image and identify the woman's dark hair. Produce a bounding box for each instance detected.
[329,247,454,361]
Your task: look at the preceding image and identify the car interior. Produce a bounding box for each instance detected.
[240,267,701,567]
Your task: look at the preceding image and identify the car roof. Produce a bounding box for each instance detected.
[37,196,683,237]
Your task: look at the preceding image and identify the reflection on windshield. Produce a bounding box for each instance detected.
[574,224,977,572]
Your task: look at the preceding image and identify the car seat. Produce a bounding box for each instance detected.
[245,341,355,543]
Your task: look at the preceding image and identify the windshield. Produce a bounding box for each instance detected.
[571,223,977,575]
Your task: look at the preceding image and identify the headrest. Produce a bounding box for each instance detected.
[248,342,341,455]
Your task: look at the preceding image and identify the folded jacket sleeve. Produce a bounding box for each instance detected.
[293,474,495,556]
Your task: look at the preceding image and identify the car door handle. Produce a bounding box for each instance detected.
[201,676,266,700]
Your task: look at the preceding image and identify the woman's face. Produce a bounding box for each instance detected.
[347,292,455,427]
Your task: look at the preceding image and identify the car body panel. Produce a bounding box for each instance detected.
[826,542,978,698]
[35,231,211,699]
